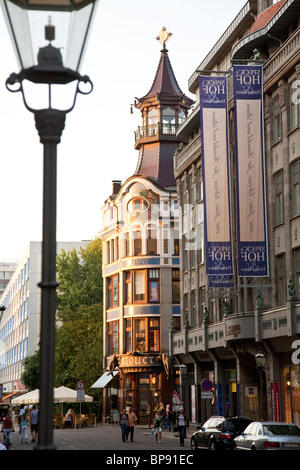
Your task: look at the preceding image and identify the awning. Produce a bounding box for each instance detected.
[91,371,118,388]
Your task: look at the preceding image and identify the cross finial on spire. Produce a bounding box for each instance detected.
[156,27,172,53]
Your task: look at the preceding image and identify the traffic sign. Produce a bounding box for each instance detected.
[172,390,183,405]
[76,381,85,390]
[201,379,213,392]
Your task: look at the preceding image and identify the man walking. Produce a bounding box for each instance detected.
[30,405,39,443]
[126,407,137,442]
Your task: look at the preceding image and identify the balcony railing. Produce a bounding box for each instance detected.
[134,122,179,143]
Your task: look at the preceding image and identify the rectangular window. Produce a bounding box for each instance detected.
[191,290,196,327]
[276,254,286,306]
[133,229,142,256]
[107,320,119,355]
[125,318,132,353]
[124,271,132,304]
[134,319,146,352]
[107,275,119,309]
[274,170,284,224]
[147,228,157,255]
[133,270,146,302]
[148,269,159,302]
[292,159,300,216]
[196,166,203,202]
[172,269,180,303]
[273,96,282,143]
[149,319,160,351]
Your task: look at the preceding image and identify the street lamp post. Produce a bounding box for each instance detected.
[1,0,99,450]
[255,351,266,421]
[179,364,187,410]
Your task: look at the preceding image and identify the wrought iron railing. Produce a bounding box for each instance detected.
[134,122,179,143]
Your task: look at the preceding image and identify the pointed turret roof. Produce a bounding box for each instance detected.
[133,29,193,188]
[138,46,186,101]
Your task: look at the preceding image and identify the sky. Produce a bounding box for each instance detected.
[0,0,246,260]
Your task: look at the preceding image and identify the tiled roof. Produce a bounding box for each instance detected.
[139,50,184,100]
[135,142,178,188]
[248,0,287,33]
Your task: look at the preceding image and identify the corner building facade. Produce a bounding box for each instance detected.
[171,0,300,426]
[99,36,193,423]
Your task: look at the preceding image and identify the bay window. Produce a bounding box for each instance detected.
[124,269,160,304]
[125,317,160,353]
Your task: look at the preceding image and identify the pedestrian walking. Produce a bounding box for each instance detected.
[153,410,163,444]
[163,404,173,432]
[30,405,39,443]
[112,408,119,426]
[1,407,14,449]
[175,407,187,447]
[126,407,137,442]
[65,408,74,428]
[119,409,128,442]
[20,412,29,444]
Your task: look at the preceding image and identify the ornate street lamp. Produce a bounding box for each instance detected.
[179,364,187,410]
[255,351,266,421]
[0,0,99,450]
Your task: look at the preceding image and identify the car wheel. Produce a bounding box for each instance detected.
[209,439,217,451]
[191,437,197,451]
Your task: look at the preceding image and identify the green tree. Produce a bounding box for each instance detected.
[55,304,103,395]
[21,350,40,391]
[55,237,103,395]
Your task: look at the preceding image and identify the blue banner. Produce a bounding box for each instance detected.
[233,65,269,277]
[199,76,233,287]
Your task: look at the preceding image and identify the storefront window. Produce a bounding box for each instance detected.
[282,365,300,427]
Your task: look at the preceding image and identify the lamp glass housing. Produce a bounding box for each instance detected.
[0,0,98,71]
[255,351,266,369]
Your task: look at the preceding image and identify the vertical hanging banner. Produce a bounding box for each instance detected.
[233,65,268,277]
[199,76,233,287]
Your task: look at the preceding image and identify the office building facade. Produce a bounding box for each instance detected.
[171,0,300,425]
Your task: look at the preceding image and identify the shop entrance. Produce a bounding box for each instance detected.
[123,371,162,424]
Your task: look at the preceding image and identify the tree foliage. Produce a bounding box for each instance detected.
[55,238,103,394]
[21,350,40,391]
[21,238,103,399]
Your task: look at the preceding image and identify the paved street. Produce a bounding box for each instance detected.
[5,423,196,451]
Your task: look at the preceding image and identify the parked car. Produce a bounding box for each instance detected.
[0,403,10,423]
[234,421,300,450]
[191,415,252,451]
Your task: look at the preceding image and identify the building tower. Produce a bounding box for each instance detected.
[99,29,193,422]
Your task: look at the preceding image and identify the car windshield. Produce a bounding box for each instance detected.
[224,419,251,431]
[262,424,300,436]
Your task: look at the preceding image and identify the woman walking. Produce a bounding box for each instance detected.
[175,408,187,447]
[153,410,163,444]
[119,409,128,442]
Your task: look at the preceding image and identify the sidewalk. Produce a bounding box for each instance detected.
[139,422,199,441]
